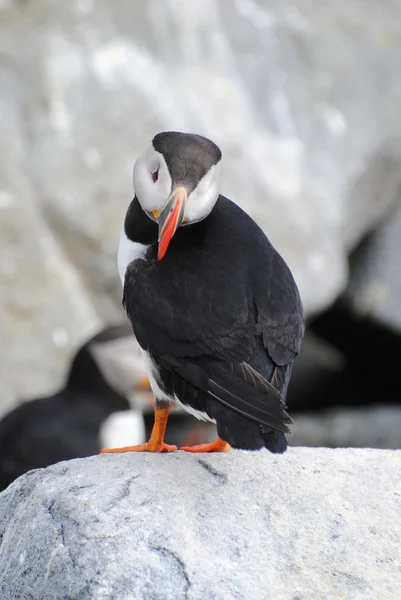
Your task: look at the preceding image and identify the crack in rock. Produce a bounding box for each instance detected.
[46,500,80,571]
[104,474,140,512]
[198,460,227,484]
[150,546,191,599]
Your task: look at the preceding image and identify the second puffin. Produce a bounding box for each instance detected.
[101,131,304,454]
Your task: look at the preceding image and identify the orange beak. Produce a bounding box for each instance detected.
[157,186,187,260]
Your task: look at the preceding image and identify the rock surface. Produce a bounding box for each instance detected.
[0,449,400,600]
[2,0,401,409]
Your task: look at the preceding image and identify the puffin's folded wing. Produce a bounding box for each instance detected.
[123,259,292,432]
[170,359,292,433]
[254,251,305,367]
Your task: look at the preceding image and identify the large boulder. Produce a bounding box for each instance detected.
[344,200,401,334]
[2,0,401,410]
[0,449,400,599]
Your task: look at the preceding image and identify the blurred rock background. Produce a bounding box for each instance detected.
[1,0,400,448]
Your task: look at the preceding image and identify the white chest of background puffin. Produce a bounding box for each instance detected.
[101,131,304,455]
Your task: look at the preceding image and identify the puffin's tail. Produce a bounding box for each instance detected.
[171,358,293,435]
[208,363,292,433]
[261,427,287,453]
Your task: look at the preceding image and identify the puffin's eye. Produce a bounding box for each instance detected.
[151,169,159,183]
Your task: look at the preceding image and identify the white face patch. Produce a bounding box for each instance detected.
[117,224,148,286]
[133,146,172,213]
[185,159,222,224]
[133,144,222,226]
[89,335,148,397]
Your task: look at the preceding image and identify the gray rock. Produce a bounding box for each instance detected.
[289,405,401,449]
[0,178,104,416]
[2,0,401,409]
[0,449,400,599]
[344,200,401,334]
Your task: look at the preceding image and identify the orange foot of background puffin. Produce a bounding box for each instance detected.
[99,407,231,454]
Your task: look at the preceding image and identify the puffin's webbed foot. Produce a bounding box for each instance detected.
[100,407,177,454]
[180,437,231,453]
[100,442,177,454]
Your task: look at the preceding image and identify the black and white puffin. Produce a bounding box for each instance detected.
[101,132,304,455]
[0,325,148,491]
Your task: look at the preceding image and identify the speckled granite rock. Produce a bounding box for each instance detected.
[0,449,400,599]
[2,0,401,410]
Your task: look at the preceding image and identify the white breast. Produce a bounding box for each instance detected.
[117,225,148,286]
[140,348,176,404]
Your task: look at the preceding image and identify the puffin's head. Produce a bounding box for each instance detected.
[133,131,222,259]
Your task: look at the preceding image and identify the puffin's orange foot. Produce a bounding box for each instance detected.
[100,442,178,454]
[180,438,231,453]
[100,406,177,454]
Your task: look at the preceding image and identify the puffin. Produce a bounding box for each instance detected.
[0,325,147,491]
[101,131,304,455]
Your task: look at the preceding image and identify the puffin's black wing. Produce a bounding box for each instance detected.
[254,245,304,367]
[123,196,303,432]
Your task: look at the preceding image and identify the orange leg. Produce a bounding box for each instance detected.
[180,437,231,453]
[100,407,177,454]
